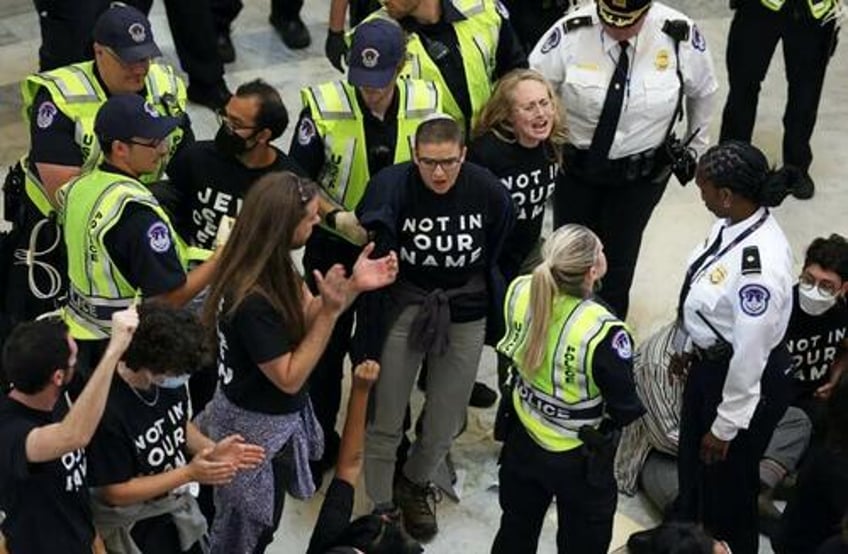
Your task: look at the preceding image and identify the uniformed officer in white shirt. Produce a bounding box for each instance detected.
[672,140,797,554]
[529,0,718,318]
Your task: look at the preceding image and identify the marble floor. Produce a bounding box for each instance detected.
[1,0,846,552]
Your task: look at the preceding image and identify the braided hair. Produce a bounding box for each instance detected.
[697,140,799,207]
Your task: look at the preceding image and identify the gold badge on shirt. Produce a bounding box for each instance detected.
[709,265,728,285]
[655,49,670,71]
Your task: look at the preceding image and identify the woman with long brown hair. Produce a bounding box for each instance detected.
[196,171,398,553]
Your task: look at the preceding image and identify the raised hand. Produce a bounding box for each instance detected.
[210,434,266,470]
[351,243,399,293]
[315,263,350,316]
[108,306,139,353]
[353,360,380,391]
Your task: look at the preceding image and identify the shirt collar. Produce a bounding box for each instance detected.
[600,32,631,56]
[400,0,465,28]
[722,207,767,244]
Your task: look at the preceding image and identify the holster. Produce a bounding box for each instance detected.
[579,425,621,489]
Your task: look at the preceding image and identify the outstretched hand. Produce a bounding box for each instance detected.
[210,434,266,470]
[351,243,398,293]
[314,264,350,316]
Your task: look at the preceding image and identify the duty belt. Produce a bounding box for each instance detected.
[563,144,667,183]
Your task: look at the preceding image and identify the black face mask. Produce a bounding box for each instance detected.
[214,123,258,157]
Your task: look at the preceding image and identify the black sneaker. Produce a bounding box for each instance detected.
[394,474,442,542]
[469,381,498,408]
[217,32,235,63]
[187,80,232,112]
[270,15,311,50]
[792,171,815,200]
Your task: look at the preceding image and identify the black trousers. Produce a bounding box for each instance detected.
[502,0,574,54]
[125,0,224,88]
[32,0,111,71]
[302,230,360,468]
[210,0,304,33]
[554,166,668,319]
[675,346,792,554]
[492,424,617,554]
[720,0,837,172]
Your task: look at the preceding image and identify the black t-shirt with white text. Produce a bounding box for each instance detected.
[467,131,558,280]
[88,377,190,487]
[216,292,306,414]
[785,286,848,400]
[165,141,306,250]
[0,395,93,554]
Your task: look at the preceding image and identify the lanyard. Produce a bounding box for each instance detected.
[690,209,770,284]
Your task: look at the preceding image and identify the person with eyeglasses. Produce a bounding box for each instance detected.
[196,172,398,553]
[671,141,797,554]
[290,19,441,487]
[467,68,566,403]
[0,4,193,378]
[56,95,217,375]
[354,115,514,541]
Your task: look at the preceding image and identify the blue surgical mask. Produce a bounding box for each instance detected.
[157,374,190,389]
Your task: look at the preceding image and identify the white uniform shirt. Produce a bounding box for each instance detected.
[529,2,718,159]
[682,208,793,441]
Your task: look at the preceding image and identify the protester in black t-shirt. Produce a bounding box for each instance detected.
[197,171,398,554]
[307,360,422,554]
[355,115,514,542]
[468,68,565,397]
[774,373,848,554]
[163,79,304,251]
[0,308,137,554]
[87,303,264,554]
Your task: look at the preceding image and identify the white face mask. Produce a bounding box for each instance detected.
[798,286,837,316]
[157,374,190,389]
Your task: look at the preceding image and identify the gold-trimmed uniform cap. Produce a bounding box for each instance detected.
[596,0,652,28]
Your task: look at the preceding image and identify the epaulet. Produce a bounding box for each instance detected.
[741,245,762,275]
[563,15,593,33]
[661,19,690,43]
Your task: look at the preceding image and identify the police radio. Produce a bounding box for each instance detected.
[663,127,699,186]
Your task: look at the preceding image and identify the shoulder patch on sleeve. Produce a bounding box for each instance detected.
[741,245,762,275]
[540,26,562,54]
[297,117,317,146]
[146,221,172,253]
[36,101,58,129]
[611,329,633,360]
[564,16,593,33]
[691,24,707,52]
[739,283,770,317]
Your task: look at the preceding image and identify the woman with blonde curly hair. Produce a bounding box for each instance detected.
[466,69,567,401]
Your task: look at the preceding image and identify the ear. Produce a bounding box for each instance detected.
[458,145,467,163]
[50,369,65,388]
[255,128,272,145]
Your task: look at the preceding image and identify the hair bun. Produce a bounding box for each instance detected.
[758,166,799,207]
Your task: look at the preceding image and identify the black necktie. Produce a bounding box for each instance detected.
[677,228,724,319]
[588,41,630,163]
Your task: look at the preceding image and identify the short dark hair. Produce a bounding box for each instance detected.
[332,514,423,554]
[123,303,210,376]
[2,319,70,394]
[804,234,848,281]
[235,79,289,141]
[628,522,714,554]
[414,116,464,149]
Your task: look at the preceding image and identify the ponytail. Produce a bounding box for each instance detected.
[521,262,557,375]
[758,166,800,207]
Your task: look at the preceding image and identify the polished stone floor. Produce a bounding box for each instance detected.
[1,1,846,552]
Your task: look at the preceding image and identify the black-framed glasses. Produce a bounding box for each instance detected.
[799,271,841,298]
[417,157,462,171]
[216,110,258,133]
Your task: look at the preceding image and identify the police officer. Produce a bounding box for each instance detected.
[290,18,441,483]
[502,0,577,54]
[360,0,528,136]
[531,0,718,319]
[672,141,797,554]
[211,0,311,62]
[58,95,216,368]
[492,224,644,554]
[0,4,191,368]
[31,0,110,71]
[720,0,839,200]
